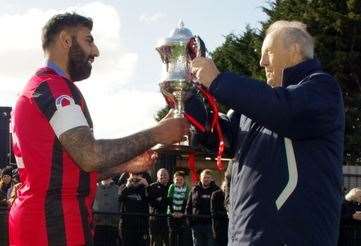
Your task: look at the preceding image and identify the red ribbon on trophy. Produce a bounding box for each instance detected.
[187,36,225,172]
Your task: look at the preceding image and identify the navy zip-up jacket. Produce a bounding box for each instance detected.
[203,59,344,245]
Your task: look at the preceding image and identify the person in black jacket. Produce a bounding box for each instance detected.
[0,166,14,208]
[338,188,361,246]
[148,168,170,246]
[211,181,228,246]
[186,169,219,246]
[118,172,149,246]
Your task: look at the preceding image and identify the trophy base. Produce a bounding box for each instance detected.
[153,143,210,156]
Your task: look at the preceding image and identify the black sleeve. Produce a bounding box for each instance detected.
[185,189,193,216]
[147,184,160,210]
[211,191,227,218]
[185,93,238,156]
[118,184,128,203]
[210,72,344,139]
[340,200,357,223]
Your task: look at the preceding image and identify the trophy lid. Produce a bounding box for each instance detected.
[158,20,193,46]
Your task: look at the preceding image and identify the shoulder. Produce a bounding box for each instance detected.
[148,182,157,189]
[212,184,220,191]
[192,184,201,192]
[302,71,340,90]
[168,184,175,191]
[212,189,224,198]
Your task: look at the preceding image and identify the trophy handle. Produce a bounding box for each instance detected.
[187,35,207,60]
[194,35,207,57]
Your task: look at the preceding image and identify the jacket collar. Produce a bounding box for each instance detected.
[282,59,322,87]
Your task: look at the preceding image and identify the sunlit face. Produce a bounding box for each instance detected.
[157,169,169,185]
[68,26,99,81]
[2,175,11,184]
[130,173,142,182]
[174,175,184,187]
[259,31,293,87]
[200,173,213,187]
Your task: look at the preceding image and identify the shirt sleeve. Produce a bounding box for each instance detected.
[210,72,344,139]
[31,79,89,138]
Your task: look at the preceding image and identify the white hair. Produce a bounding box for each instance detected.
[266,20,314,59]
[157,168,168,177]
[345,187,361,202]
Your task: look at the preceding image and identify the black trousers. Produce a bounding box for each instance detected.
[94,225,119,246]
[121,227,149,246]
[168,217,192,246]
[150,219,169,246]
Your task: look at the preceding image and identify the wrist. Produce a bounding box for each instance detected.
[151,124,166,144]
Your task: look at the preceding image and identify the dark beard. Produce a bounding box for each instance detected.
[68,38,92,81]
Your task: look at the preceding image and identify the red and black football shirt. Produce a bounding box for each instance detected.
[10,67,97,246]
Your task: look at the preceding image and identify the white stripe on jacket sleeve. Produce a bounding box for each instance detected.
[276,137,299,210]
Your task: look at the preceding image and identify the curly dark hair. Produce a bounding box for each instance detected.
[41,12,93,51]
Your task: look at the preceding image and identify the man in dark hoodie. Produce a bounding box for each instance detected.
[118,172,149,246]
[186,169,219,246]
[148,168,170,246]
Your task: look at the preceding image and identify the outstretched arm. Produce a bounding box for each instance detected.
[96,150,157,181]
[59,117,188,172]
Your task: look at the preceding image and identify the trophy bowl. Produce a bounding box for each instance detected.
[155,21,200,153]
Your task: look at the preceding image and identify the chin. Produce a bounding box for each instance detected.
[266,80,274,87]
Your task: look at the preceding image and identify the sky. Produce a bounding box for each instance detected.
[0,0,269,138]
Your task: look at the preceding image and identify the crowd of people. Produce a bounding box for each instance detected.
[0,166,20,209]
[3,163,361,246]
[93,168,229,246]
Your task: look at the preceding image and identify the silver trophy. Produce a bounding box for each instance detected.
[156,21,206,153]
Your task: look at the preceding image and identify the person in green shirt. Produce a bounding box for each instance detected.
[167,171,190,246]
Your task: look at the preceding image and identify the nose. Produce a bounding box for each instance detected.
[92,44,100,57]
[259,52,268,68]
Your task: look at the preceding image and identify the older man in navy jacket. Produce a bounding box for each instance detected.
[190,20,345,246]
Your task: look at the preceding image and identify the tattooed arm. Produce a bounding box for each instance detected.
[96,150,157,181]
[59,117,188,173]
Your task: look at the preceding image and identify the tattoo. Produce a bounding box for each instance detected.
[96,166,123,181]
[59,126,156,172]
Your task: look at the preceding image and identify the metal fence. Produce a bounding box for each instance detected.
[1,208,361,246]
[343,166,361,191]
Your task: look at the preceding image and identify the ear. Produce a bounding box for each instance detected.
[59,30,72,49]
[291,43,303,63]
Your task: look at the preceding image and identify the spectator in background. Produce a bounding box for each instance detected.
[338,188,361,245]
[0,166,13,207]
[7,169,21,207]
[117,172,129,187]
[186,169,219,246]
[118,172,149,246]
[93,178,120,246]
[211,180,228,246]
[167,171,190,246]
[148,168,170,246]
[117,172,152,187]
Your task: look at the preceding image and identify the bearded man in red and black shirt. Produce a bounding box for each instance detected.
[9,12,189,246]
